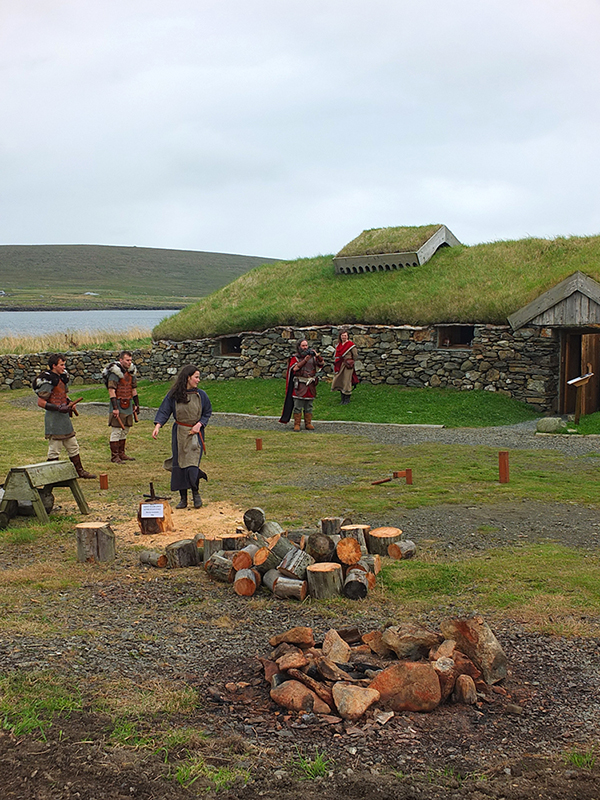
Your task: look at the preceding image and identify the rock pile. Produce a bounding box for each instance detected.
[262,616,508,720]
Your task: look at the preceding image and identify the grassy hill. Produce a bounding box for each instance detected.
[153,233,600,340]
[0,244,279,310]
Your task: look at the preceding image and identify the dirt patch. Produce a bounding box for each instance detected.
[110,500,245,548]
[2,500,600,799]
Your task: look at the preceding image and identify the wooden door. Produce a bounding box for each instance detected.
[560,332,600,415]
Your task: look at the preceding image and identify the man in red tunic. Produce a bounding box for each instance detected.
[280,339,324,431]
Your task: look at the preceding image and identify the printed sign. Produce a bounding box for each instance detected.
[140,503,165,519]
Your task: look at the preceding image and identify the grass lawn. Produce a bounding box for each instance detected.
[74,378,540,428]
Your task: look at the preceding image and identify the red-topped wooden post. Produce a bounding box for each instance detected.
[498,451,509,484]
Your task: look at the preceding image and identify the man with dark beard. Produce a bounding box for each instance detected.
[280,339,324,431]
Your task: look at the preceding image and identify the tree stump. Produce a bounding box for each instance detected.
[278,547,315,580]
[233,568,261,596]
[204,551,235,583]
[306,562,343,599]
[202,534,245,563]
[286,530,309,549]
[76,522,115,563]
[387,540,417,560]
[262,568,281,592]
[320,517,346,537]
[340,524,370,554]
[166,539,198,568]
[306,532,336,562]
[366,526,403,556]
[343,568,370,600]
[336,536,363,565]
[273,577,308,601]
[137,500,174,535]
[139,550,167,568]
[243,507,266,532]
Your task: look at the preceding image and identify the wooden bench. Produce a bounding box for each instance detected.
[0,460,90,524]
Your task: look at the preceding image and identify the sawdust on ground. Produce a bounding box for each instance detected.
[114,500,246,548]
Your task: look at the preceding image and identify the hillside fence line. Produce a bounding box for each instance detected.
[0,323,558,411]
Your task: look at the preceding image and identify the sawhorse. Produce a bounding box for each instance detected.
[0,461,90,524]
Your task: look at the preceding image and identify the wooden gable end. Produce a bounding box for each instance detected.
[508,272,600,330]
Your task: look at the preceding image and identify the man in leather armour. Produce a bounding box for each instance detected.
[104,350,140,464]
[280,339,325,431]
[33,353,96,479]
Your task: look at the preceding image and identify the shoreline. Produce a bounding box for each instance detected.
[0,304,187,312]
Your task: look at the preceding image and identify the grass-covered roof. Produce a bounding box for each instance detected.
[335,224,443,257]
[153,232,600,341]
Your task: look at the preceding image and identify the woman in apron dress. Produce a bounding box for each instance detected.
[152,364,212,508]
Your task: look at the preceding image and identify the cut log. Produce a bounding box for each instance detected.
[76,522,116,563]
[286,529,310,549]
[202,536,225,563]
[243,507,266,532]
[269,535,297,562]
[139,550,167,568]
[273,577,308,601]
[234,568,261,597]
[306,562,343,599]
[259,520,285,538]
[137,500,174,535]
[262,569,281,592]
[336,537,363,565]
[306,532,336,562]
[166,538,198,568]
[204,551,235,583]
[220,533,249,550]
[320,517,346,537]
[231,543,260,571]
[253,547,282,575]
[193,532,204,562]
[0,511,8,530]
[340,524,370,554]
[343,568,369,600]
[387,540,417,560]
[366,526,403,556]
[278,547,315,580]
[356,554,382,575]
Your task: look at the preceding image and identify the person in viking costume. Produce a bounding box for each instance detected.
[152,364,212,509]
[33,353,96,479]
[331,329,359,404]
[104,350,140,464]
[279,339,325,431]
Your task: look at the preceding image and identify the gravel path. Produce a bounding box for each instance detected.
[67,401,600,455]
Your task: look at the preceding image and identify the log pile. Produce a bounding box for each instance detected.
[260,615,508,721]
[136,508,419,605]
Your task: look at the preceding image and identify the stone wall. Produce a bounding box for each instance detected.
[0,323,561,411]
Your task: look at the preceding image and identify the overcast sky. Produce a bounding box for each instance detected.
[1,0,599,260]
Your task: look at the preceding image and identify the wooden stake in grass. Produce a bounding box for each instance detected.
[499,451,509,484]
[256,438,263,450]
[393,469,413,484]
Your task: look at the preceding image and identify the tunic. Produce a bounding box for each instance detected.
[154,389,212,491]
[331,341,359,395]
[34,372,75,440]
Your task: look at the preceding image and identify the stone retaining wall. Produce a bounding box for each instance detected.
[0,323,560,411]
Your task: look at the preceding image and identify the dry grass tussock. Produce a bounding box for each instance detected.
[0,327,152,355]
[95,677,198,716]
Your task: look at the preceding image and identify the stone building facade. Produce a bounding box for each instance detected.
[0,323,559,412]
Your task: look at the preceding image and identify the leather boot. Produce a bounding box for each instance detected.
[47,456,59,461]
[176,491,188,509]
[304,412,315,430]
[70,454,96,479]
[191,488,203,509]
[110,441,123,463]
[293,412,302,432]
[118,439,135,461]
